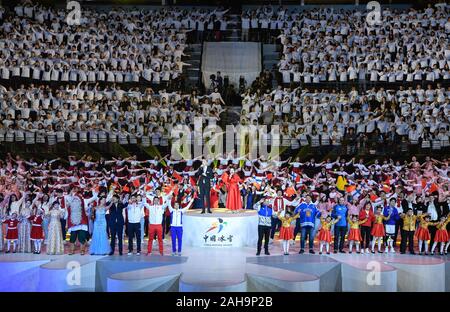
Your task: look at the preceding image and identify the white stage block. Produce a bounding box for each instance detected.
[389,260,446,292]
[183,209,258,248]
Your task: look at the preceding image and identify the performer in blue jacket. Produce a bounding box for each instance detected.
[255,197,273,256]
[331,198,348,253]
[294,195,321,254]
[383,198,400,253]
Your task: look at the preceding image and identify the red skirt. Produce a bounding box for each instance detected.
[317,229,332,243]
[6,228,18,240]
[415,227,431,241]
[279,227,293,240]
[348,228,362,241]
[210,189,219,209]
[434,229,449,243]
[30,225,44,240]
[371,223,385,237]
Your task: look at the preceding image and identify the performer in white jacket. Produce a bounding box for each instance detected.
[143,189,173,255]
[168,198,195,256]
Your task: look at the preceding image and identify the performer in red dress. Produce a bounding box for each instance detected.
[317,215,340,254]
[415,213,437,255]
[347,215,367,254]
[277,211,299,255]
[430,215,449,255]
[29,210,44,254]
[4,213,19,253]
[371,207,391,253]
[222,168,242,212]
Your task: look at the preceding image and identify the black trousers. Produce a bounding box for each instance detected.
[293,218,301,240]
[400,230,414,253]
[105,214,111,238]
[60,218,66,240]
[110,223,124,254]
[199,186,211,212]
[257,225,271,253]
[144,216,149,237]
[360,226,371,249]
[334,225,347,251]
[394,219,402,246]
[127,222,141,253]
[270,217,281,239]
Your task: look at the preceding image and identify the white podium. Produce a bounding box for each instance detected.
[183,209,259,248]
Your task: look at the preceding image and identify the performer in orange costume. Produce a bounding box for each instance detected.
[347,215,367,254]
[317,215,340,254]
[416,213,438,255]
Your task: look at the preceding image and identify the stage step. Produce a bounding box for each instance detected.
[183,42,204,87]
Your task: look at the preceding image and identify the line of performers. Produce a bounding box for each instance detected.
[255,195,450,256]
[0,154,449,257]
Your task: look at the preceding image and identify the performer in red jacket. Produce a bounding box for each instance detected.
[359,201,375,253]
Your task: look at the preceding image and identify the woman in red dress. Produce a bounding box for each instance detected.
[222,168,242,213]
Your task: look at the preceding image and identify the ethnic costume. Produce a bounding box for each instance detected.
[347,217,368,253]
[371,214,390,253]
[431,217,450,255]
[278,213,300,255]
[415,215,438,255]
[371,214,389,237]
[65,192,93,255]
[400,214,417,254]
[317,217,339,254]
[317,218,337,243]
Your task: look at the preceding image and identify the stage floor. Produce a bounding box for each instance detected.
[0,240,449,292]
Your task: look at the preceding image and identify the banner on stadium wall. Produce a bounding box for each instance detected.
[183,213,259,248]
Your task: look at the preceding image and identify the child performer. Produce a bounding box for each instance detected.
[4,213,19,253]
[277,210,300,255]
[416,213,436,255]
[348,215,368,254]
[430,215,450,256]
[168,198,194,256]
[29,209,44,254]
[371,207,391,253]
[317,215,340,255]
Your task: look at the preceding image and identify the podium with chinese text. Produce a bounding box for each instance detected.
[183,209,259,248]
